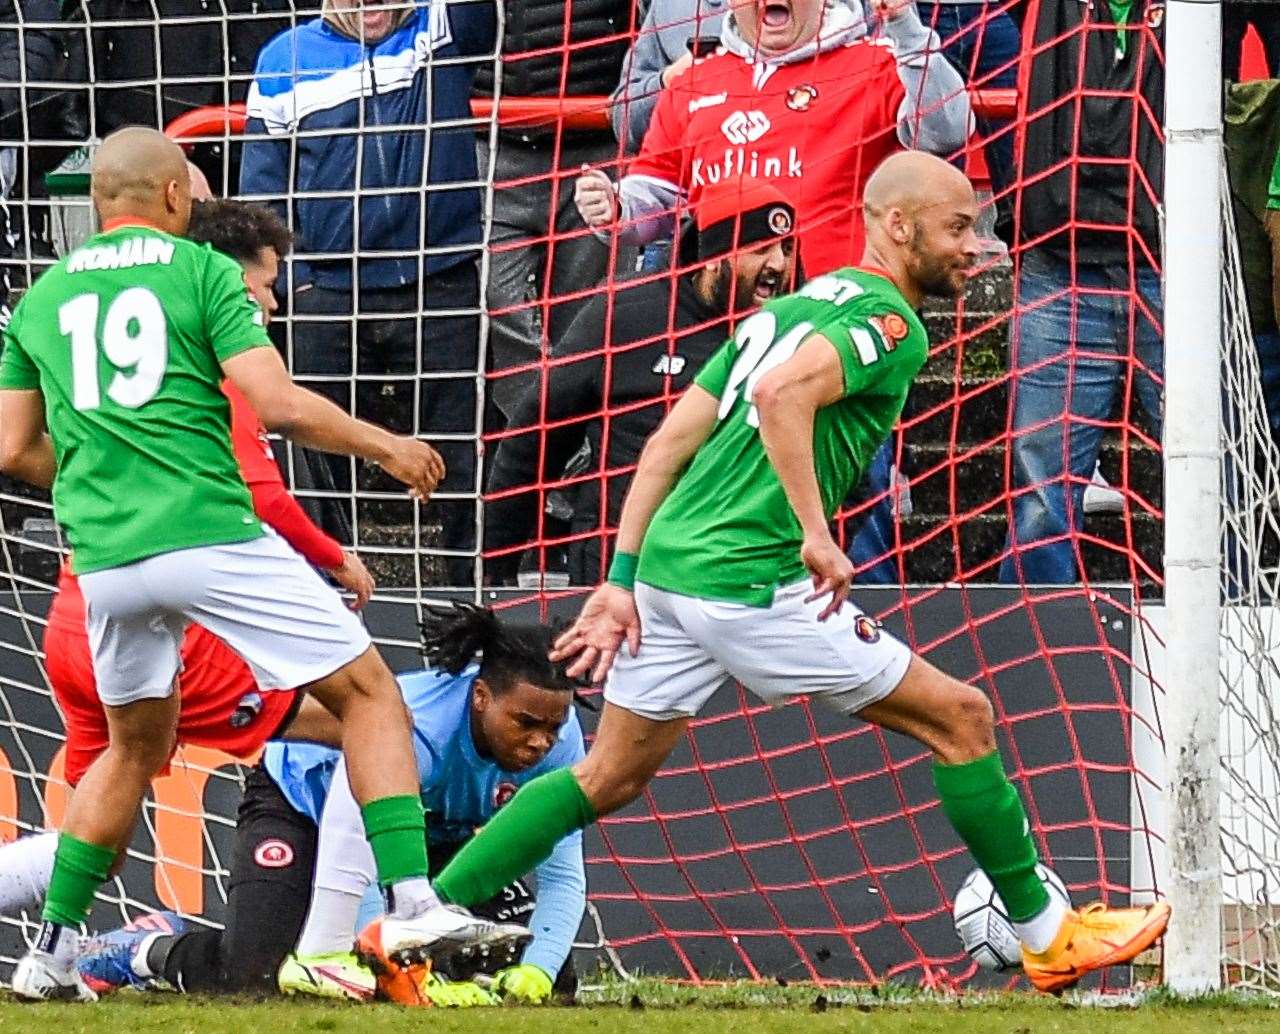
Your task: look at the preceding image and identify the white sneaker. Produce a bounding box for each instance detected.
[1082,463,1124,515]
[12,948,99,1002]
[356,903,530,970]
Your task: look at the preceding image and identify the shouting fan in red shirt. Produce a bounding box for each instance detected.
[580,0,972,275]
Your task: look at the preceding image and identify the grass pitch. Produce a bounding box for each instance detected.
[3,979,1279,1033]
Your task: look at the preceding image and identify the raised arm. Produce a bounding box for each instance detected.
[516,830,586,990]
[874,0,973,154]
[609,1,685,153]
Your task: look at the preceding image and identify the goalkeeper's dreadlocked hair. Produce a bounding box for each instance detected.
[420,602,584,697]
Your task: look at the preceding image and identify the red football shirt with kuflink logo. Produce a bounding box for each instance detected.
[628,38,905,276]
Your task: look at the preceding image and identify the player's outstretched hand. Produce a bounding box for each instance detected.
[550,583,641,684]
[802,532,854,622]
[329,550,375,610]
[380,436,446,500]
[575,167,617,229]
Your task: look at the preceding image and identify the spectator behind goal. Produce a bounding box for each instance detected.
[241,0,496,585]
[485,178,800,586]
[575,0,971,274]
[910,0,1020,244]
[1000,0,1163,584]
[609,0,728,155]
[581,0,971,586]
[475,0,633,419]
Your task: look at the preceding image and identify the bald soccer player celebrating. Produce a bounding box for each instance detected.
[0,127,524,1000]
[412,152,1172,995]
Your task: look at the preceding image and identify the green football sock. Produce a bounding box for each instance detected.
[933,750,1049,923]
[42,833,115,928]
[361,795,429,887]
[434,768,595,907]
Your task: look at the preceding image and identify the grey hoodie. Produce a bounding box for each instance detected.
[607,1,972,247]
[609,0,732,152]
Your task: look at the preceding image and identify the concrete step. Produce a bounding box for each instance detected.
[898,439,1164,520]
[874,510,1164,585]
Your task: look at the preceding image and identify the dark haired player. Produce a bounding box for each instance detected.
[80,604,586,1008]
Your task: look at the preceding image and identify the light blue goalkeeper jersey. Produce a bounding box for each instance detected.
[263,666,586,977]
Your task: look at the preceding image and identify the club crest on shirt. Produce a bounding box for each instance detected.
[786,85,818,111]
[494,782,519,809]
[1145,3,1164,28]
[854,616,881,644]
[868,312,910,351]
[253,838,294,869]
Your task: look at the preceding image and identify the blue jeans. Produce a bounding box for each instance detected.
[1256,330,1280,443]
[847,441,899,584]
[999,252,1164,584]
[916,2,1020,236]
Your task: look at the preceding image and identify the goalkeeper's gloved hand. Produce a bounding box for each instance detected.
[492,962,554,1003]
[419,972,499,1008]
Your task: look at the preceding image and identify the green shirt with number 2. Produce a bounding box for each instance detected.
[0,224,270,574]
[637,268,928,607]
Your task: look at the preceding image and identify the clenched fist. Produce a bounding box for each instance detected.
[574,167,617,229]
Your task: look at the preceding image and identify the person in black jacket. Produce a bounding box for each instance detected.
[475,0,633,419]
[1000,0,1163,584]
[484,179,798,586]
[0,1,84,320]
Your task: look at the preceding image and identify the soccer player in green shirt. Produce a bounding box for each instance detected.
[0,128,523,1000]
[419,152,1171,994]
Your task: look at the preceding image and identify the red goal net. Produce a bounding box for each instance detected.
[4,0,1275,993]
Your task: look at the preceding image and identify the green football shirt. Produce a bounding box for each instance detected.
[0,223,271,574]
[637,267,929,607]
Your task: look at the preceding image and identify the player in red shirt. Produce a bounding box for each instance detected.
[579,0,971,276]
[46,198,371,789]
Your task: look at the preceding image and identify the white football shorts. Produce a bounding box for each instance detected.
[79,531,371,708]
[603,579,913,721]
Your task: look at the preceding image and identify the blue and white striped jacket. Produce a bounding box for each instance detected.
[241,2,495,291]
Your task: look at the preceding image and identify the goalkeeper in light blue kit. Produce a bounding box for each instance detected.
[81,604,585,1007]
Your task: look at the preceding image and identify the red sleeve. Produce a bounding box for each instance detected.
[252,481,346,570]
[626,67,691,185]
[224,379,284,491]
[223,380,345,570]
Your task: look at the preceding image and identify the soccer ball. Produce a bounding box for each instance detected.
[951,864,1070,971]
